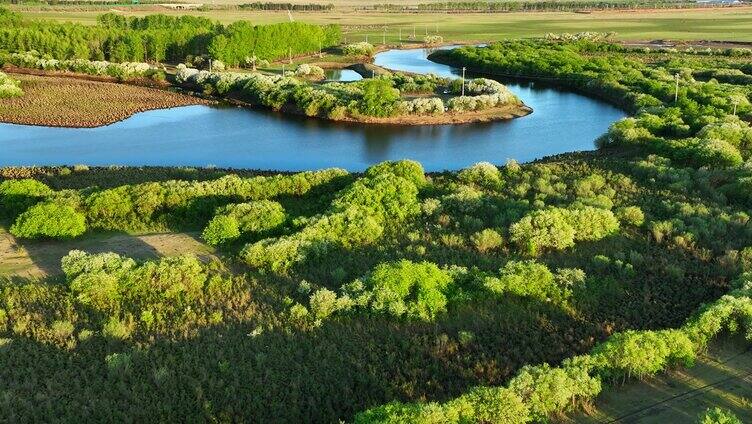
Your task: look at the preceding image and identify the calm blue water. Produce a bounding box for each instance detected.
[0,47,625,171]
[325,68,363,82]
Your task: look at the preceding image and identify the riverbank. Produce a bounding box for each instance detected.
[1,56,530,128]
[0,70,211,128]
[427,49,638,113]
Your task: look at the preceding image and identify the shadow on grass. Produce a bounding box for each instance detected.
[0,230,204,277]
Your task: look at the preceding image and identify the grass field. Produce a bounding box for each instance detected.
[565,337,752,423]
[13,7,752,42]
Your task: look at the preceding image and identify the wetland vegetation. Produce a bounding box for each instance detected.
[1,3,752,422]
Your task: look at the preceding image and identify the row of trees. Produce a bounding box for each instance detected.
[1,169,347,238]
[0,8,340,64]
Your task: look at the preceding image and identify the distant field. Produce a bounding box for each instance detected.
[14,6,752,42]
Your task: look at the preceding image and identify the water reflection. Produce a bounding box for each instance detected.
[324,69,362,82]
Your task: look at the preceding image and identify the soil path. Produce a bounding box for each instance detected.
[0,230,216,279]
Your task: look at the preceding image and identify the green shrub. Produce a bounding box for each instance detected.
[60,251,230,333]
[615,206,645,226]
[365,260,452,321]
[458,162,502,189]
[0,179,53,218]
[102,317,133,340]
[509,208,575,256]
[202,215,241,246]
[508,362,601,421]
[353,400,444,424]
[591,329,696,380]
[309,288,343,320]
[470,229,504,253]
[61,250,136,279]
[453,386,531,424]
[564,206,620,241]
[484,260,559,301]
[10,202,86,239]
[669,138,744,168]
[358,78,400,117]
[364,160,426,187]
[697,407,743,424]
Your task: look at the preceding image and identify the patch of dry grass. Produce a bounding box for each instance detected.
[0,72,207,127]
[0,229,217,278]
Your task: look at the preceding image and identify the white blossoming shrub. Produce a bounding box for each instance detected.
[424,35,444,45]
[3,51,159,80]
[342,42,375,56]
[447,78,521,112]
[0,71,23,98]
[544,32,616,41]
[397,97,445,115]
[295,64,325,79]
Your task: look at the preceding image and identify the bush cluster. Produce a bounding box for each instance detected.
[202,200,286,245]
[0,71,23,98]
[242,161,423,272]
[509,206,619,255]
[3,169,345,239]
[10,202,86,239]
[2,51,162,81]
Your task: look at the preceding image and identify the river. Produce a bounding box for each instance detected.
[0,46,625,171]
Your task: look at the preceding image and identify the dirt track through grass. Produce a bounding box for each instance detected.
[0,229,217,278]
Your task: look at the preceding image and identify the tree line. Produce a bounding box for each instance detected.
[0,8,340,65]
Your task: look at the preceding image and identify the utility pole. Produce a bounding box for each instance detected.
[461,67,466,96]
[365,34,369,43]
[413,25,416,39]
[674,74,679,103]
[733,98,738,116]
[288,47,292,65]
[371,70,375,78]
[399,28,402,41]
